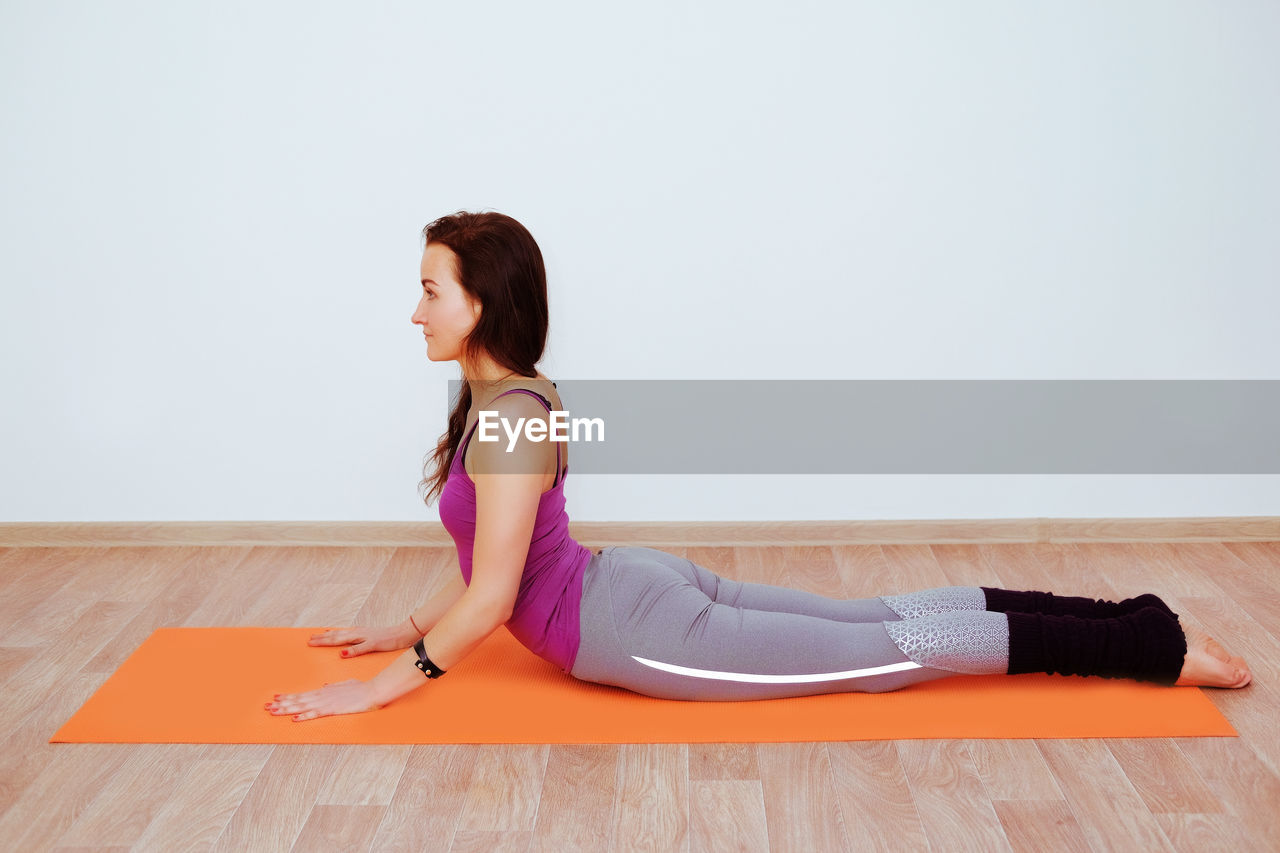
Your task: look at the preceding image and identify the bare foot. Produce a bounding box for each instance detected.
[1175,622,1252,688]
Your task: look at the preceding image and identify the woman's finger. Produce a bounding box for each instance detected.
[309,628,354,645]
[341,641,369,658]
[266,681,367,720]
[267,691,311,714]
[285,694,327,720]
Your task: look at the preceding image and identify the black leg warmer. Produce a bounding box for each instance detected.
[982,587,1177,621]
[1004,606,1187,686]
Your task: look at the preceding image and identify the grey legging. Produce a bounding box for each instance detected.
[570,545,1009,701]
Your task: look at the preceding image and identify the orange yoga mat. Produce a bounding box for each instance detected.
[52,627,1236,744]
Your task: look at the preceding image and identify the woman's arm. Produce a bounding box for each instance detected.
[363,440,550,705]
[410,572,468,635]
[267,394,555,721]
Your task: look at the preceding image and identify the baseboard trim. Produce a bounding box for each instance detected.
[1,517,1278,547]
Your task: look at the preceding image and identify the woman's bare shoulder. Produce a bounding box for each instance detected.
[466,388,560,478]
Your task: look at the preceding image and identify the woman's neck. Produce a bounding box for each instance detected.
[462,356,523,382]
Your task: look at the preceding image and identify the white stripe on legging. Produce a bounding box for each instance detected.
[630,656,922,683]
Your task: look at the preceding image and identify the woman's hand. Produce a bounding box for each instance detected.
[308,621,418,658]
[265,679,381,722]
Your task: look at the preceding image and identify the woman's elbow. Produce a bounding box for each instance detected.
[465,592,514,628]
[490,602,515,626]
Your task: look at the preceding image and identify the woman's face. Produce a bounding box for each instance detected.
[413,242,482,364]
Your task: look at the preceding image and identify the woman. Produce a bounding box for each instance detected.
[266,211,1251,722]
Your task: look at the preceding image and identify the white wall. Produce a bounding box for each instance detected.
[2,1,1277,523]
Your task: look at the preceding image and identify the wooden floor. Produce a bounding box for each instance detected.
[0,540,1276,852]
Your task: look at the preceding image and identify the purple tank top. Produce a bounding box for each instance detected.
[437,388,593,673]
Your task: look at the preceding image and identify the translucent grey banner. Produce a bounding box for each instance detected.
[447,380,1280,474]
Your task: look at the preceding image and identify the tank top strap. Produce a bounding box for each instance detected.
[479,388,563,488]
[488,387,553,409]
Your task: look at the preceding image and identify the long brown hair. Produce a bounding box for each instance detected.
[417,210,549,505]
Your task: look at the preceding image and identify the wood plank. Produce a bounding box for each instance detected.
[82,546,254,674]
[1077,542,1186,610]
[0,744,133,850]
[0,668,113,815]
[1036,739,1173,851]
[614,744,689,853]
[452,831,533,852]
[732,546,791,587]
[199,743,276,762]
[975,544,1039,592]
[878,544,950,595]
[354,546,456,626]
[130,758,264,852]
[965,740,1062,801]
[896,739,1009,851]
[689,781,769,853]
[826,740,929,850]
[212,744,345,852]
[0,546,112,645]
[456,745,549,832]
[1172,737,1280,846]
[683,546,738,583]
[757,743,848,852]
[932,543,1006,588]
[831,545,896,598]
[0,548,156,626]
[95,546,208,604]
[776,545,847,597]
[315,744,412,806]
[369,745,475,851]
[529,745,617,852]
[1221,539,1280,570]
[1031,542,1123,600]
[1105,738,1221,814]
[294,582,376,629]
[1155,813,1269,853]
[55,744,204,847]
[0,599,138,724]
[1127,543,1227,598]
[239,547,395,627]
[992,799,1090,853]
[1192,543,1280,637]
[290,804,385,852]
[0,645,27,685]
[688,743,759,781]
